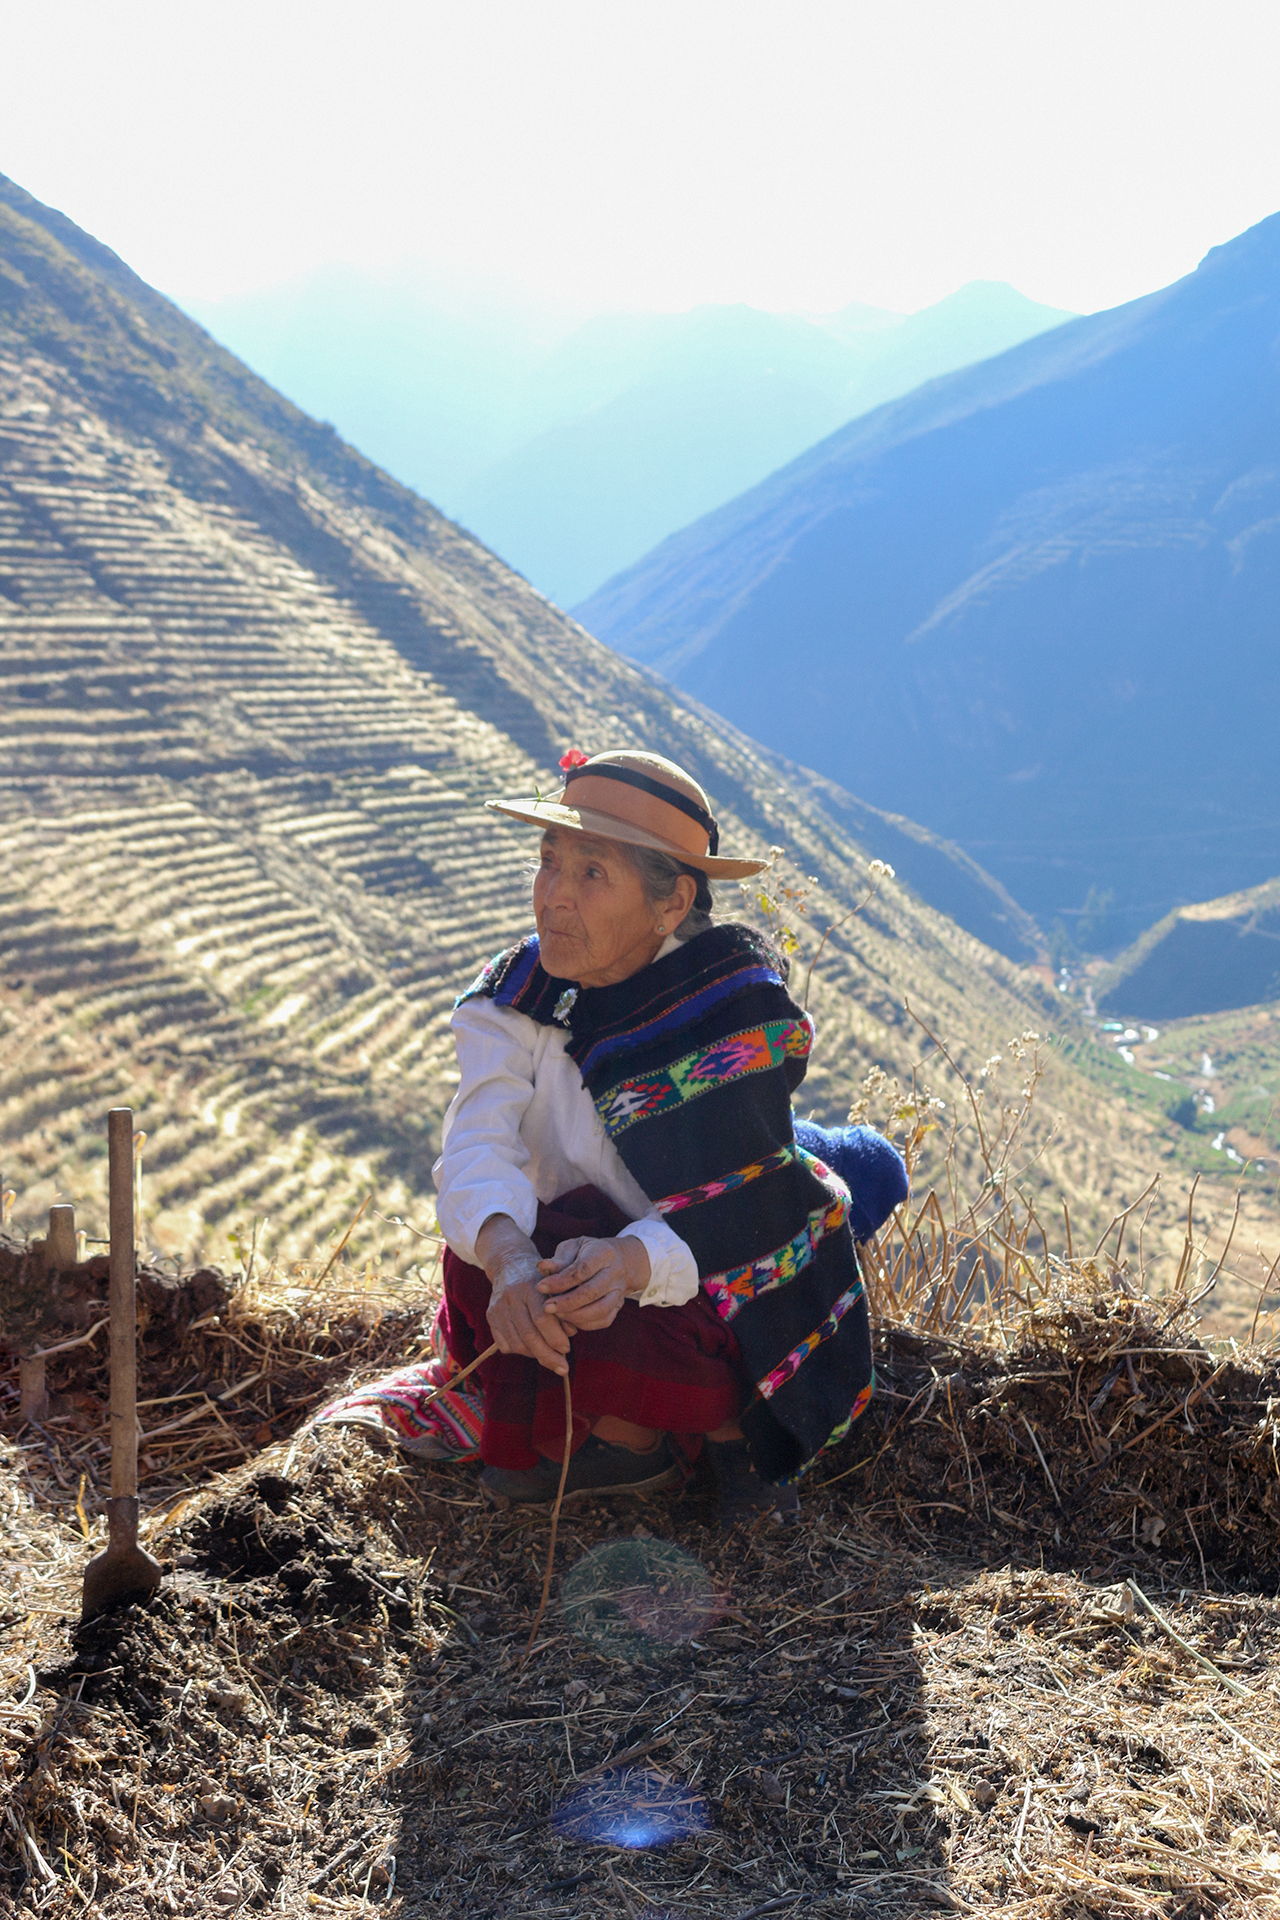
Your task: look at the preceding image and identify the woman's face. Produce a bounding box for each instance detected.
[534,830,685,987]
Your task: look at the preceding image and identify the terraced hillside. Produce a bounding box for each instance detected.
[0,174,1257,1296]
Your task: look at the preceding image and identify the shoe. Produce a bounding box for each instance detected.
[480,1434,681,1507]
[705,1438,801,1530]
[478,1455,563,1504]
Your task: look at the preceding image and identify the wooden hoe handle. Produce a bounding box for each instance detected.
[108,1107,139,1503]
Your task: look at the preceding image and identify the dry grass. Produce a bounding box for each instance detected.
[3,1061,1280,1919]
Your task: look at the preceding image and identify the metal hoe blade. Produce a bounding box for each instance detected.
[81,1107,162,1622]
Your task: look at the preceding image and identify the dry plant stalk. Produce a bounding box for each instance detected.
[738,848,895,1009]
[313,1194,372,1287]
[521,1370,574,1663]
[846,1000,1276,1368]
[852,1008,1060,1341]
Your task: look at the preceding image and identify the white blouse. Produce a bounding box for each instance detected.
[432,944,700,1310]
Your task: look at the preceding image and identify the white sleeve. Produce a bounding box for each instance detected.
[432,998,540,1265]
[433,995,701,1307]
[618,1215,701,1309]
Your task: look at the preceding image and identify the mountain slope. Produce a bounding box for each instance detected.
[189,277,1071,608]
[579,213,1280,948]
[450,304,862,607]
[0,171,1230,1289]
[0,173,1062,1258]
[182,267,566,503]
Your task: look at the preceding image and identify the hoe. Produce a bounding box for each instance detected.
[81,1107,163,1621]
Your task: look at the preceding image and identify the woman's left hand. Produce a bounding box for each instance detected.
[535,1235,649,1331]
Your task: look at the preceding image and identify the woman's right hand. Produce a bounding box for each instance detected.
[476,1214,572,1376]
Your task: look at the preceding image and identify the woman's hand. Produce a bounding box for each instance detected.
[476,1215,572,1375]
[536,1235,650,1332]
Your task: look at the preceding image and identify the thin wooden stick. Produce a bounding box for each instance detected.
[801,868,887,1010]
[522,1370,573,1665]
[606,1860,640,1920]
[402,1340,497,1413]
[28,1317,110,1361]
[1114,1358,1230,1457]
[1020,1412,1061,1507]
[1189,1185,1243,1308]
[1200,1700,1278,1772]
[313,1195,371,1287]
[1090,1174,1160,1262]
[730,1898,803,1920]
[904,999,994,1168]
[1249,1247,1280,1346]
[1012,1778,1034,1872]
[1170,1174,1202,1298]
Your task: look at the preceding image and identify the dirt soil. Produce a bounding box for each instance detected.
[5,1284,1280,1919]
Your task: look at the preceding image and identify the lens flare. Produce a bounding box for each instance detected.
[560,1538,719,1656]
[552,1767,711,1849]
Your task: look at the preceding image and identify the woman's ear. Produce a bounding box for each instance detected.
[663,872,698,932]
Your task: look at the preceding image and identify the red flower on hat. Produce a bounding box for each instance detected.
[559,747,589,770]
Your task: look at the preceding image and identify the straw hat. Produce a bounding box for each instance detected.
[487,749,767,880]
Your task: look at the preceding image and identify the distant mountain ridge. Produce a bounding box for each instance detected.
[188,275,1073,605]
[579,212,1280,949]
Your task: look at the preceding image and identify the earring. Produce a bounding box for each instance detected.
[657,924,666,935]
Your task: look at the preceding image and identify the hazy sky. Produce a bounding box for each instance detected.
[4,0,1279,318]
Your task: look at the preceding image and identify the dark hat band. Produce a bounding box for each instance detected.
[562,761,720,855]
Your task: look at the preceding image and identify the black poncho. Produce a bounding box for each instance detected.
[459,921,874,1481]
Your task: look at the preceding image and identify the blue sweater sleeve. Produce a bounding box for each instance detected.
[792,1122,909,1240]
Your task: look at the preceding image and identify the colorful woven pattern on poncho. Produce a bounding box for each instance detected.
[595,1017,812,1140]
[700,1188,851,1323]
[757,1275,867,1399]
[652,1142,799,1216]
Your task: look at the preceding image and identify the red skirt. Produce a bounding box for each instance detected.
[439,1186,744,1468]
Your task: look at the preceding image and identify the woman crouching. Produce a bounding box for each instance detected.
[432,750,905,1526]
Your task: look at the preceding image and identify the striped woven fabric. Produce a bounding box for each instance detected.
[652,1142,800,1216]
[460,922,874,1483]
[311,1307,483,1459]
[699,1178,852,1322]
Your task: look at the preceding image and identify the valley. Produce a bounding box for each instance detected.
[189,278,1072,608]
[580,213,1280,951]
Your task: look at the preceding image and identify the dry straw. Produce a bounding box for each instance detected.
[4,1022,1280,1914]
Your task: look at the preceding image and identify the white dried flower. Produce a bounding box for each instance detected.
[979,1054,1003,1078]
[868,859,895,879]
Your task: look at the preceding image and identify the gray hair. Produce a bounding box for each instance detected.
[618,843,716,942]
